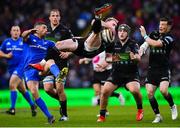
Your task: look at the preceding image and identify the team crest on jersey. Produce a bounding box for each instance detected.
[54,32,61,40]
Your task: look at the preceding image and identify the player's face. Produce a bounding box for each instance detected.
[10,26,21,39]
[36,24,48,37]
[159,21,168,34]
[49,11,61,26]
[105,20,118,31]
[118,29,128,41]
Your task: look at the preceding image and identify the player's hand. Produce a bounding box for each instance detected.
[30,28,38,33]
[129,52,136,60]
[6,52,13,59]
[139,26,147,37]
[59,52,71,59]
[95,64,105,72]
[79,58,90,64]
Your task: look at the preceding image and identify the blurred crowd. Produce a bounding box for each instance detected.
[0,0,180,89]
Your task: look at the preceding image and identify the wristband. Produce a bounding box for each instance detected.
[144,35,149,40]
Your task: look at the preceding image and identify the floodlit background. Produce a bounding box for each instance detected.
[0,0,179,89]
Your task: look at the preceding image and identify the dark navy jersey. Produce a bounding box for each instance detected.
[45,24,73,69]
[112,39,139,75]
[24,34,55,70]
[0,37,23,72]
[149,30,174,68]
[73,36,114,58]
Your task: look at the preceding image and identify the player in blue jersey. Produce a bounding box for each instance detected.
[0,25,37,116]
[21,21,69,124]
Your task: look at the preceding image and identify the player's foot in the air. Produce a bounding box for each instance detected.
[136,109,143,121]
[97,115,106,122]
[6,108,15,115]
[94,3,112,17]
[48,116,55,124]
[29,63,44,71]
[31,104,37,117]
[55,67,68,83]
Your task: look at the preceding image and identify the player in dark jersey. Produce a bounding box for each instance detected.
[42,9,73,121]
[0,26,37,116]
[97,24,143,122]
[139,17,178,123]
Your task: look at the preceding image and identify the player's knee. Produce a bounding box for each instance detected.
[160,88,168,96]
[147,90,154,98]
[46,59,55,67]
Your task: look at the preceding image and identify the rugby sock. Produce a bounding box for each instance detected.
[35,98,52,118]
[100,109,106,117]
[60,100,67,116]
[10,91,17,109]
[23,91,34,106]
[110,92,119,98]
[163,93,174,107]
[50,64,60,77]
[97,98,100,105]
[149,97,160,114]
[137,102,143,109]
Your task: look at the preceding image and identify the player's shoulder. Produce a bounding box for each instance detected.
[128,38,138,45]
[163,33,174,41]
[59,24,71,31]
[3,38,12,43]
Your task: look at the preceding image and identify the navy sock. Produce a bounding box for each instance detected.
[50,64,60,77]
[60,100,67,117]
[23,91,34,106]
[164,93,174,107]
[10,91,17,109]
[100,109,106,117]
[149,97,160,114]
[35,98,52,118]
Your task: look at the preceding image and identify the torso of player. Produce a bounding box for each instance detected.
[24,34,55,69]
[45,24,73,68]
[0,37,24,67]
[112,39,139,74]
[149,31,174,69]
[92,51,112,72]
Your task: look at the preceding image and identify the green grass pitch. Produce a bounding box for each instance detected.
[0,105,179,127]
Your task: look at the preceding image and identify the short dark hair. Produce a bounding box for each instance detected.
[34,21,46,27]
[160,17,173,26]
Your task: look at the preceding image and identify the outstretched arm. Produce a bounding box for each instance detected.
[139,26,163,47]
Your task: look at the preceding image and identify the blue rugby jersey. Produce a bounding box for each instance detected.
[23,34,55,70]
[0,37,24,73]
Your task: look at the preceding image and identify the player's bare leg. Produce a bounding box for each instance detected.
[126,81,143,121]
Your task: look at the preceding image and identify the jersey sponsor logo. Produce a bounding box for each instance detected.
[6,47,23,51]
[29,44,47,50]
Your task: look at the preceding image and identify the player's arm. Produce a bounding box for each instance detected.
[21,28,37,41]
[0,50,12,59]
[139,41,149,56]
[139,26,163,47]
[130,52,141,62]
